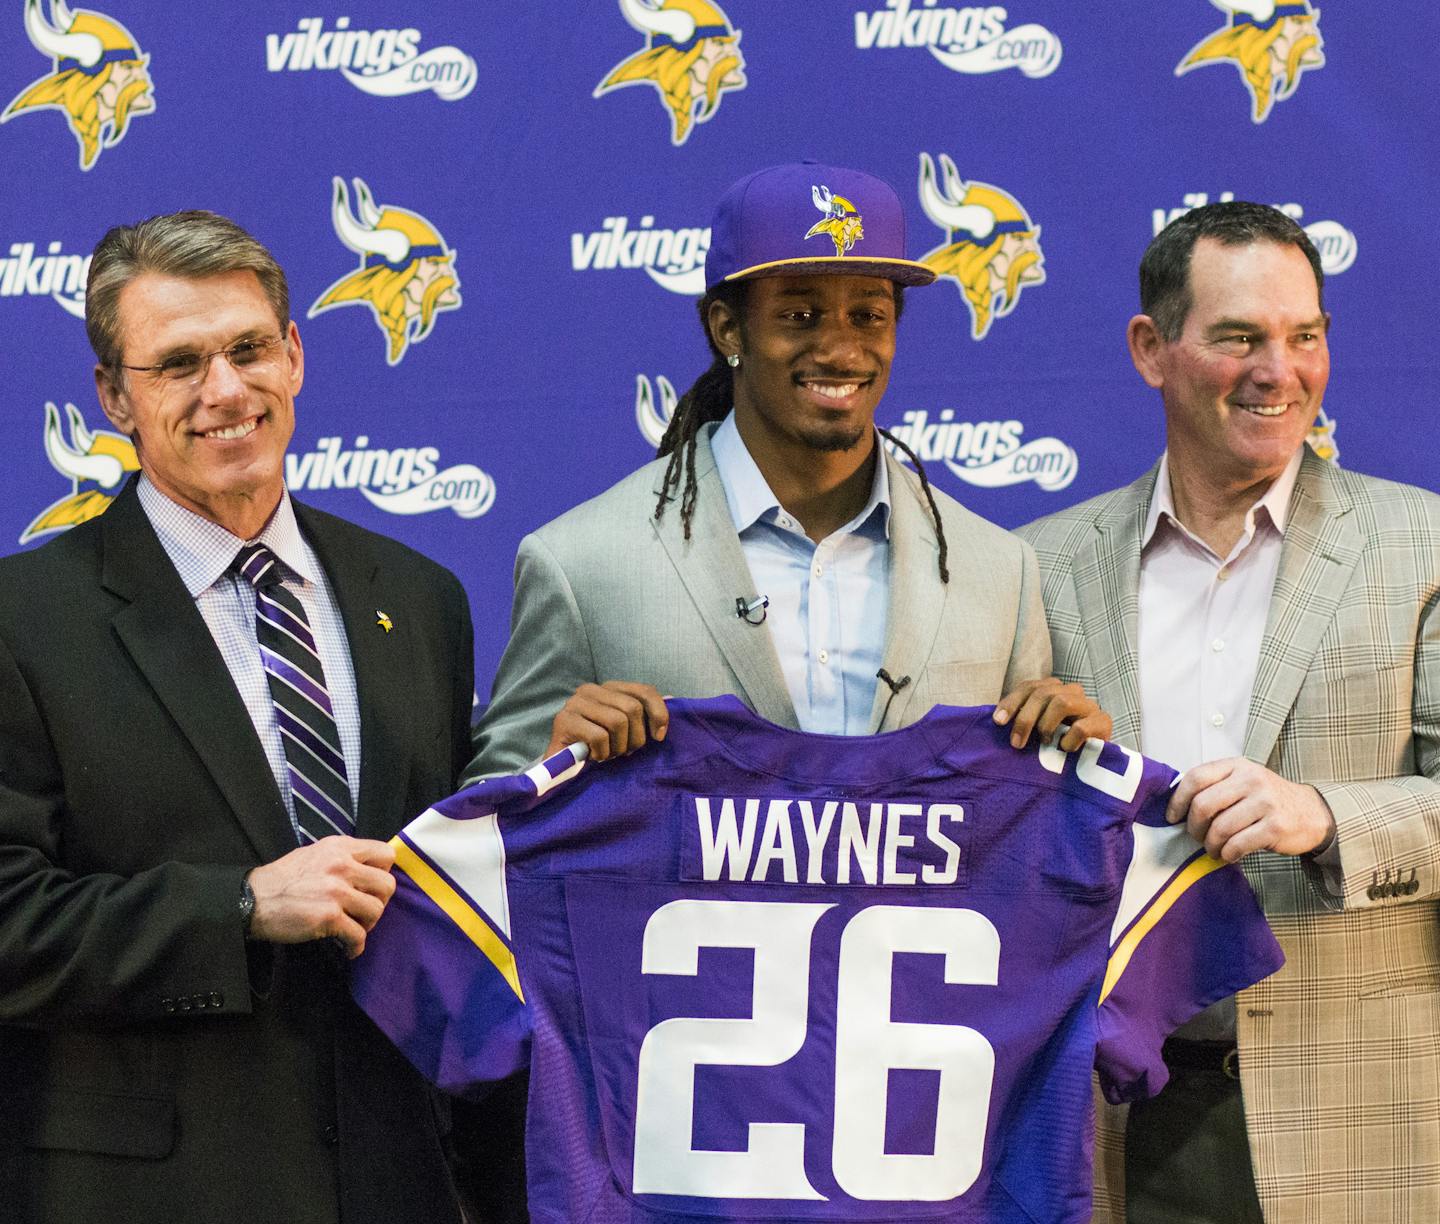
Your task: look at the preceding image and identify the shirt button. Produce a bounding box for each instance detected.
[1211,713,1225,728]
[1217,567,1231,582]
[817,649,829,665]
[1211,639,1225,652]
[813,563,823,578]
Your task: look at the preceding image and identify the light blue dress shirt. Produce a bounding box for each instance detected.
[710,412,891,735]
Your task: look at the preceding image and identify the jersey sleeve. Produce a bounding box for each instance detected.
[1093,784,1285,1104]
[350,747,587,1099]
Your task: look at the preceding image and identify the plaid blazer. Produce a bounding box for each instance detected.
[1017,446,1440,1224]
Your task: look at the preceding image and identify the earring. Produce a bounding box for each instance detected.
[726,353,741,369]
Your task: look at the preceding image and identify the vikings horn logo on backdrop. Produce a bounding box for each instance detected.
[1176,0,1324,123]
[22,402,138,543]
[308,177,461,367]
[2,0,154,170]
[805,185,864,257]
[1307,406,1339,465]
[917,153,1045,341]
[594,0,746,147]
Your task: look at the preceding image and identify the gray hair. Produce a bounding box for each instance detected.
[1139,201,1324,341]
[86,210,290,369]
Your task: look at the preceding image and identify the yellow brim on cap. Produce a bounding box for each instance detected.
[723,255,937,287]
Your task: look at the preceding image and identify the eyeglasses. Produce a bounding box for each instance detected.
[119,335,288,386]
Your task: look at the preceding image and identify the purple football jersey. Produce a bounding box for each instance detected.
[353,696,1283,1223]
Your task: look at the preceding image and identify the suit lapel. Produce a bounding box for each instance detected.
[650,428,797,728]
[1243,449,1362,764]
[101,483,294,862]
[296,504,409,839]
[867,450,944,731]
[1071,470,1155,752]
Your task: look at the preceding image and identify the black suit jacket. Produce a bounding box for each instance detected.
[0,480,475,1224]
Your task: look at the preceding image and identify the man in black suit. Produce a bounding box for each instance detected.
[0,211,475,1223]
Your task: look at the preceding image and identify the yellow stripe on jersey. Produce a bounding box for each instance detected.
[392,837,525,1002]
[1099,851,1228,1006]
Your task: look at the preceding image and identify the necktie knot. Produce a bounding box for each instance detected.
[234,542,282,591]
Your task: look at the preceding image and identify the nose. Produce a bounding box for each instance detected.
[810,316,866,370]
[1245,340,1299,391]
[198,350,249,403]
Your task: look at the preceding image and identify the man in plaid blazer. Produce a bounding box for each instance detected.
[1018,202,1440,1222]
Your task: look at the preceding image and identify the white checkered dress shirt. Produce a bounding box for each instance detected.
[137,478,362,840]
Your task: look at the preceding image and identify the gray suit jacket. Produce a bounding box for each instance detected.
[1018,447,1440,1224]
[469,424,1051,779]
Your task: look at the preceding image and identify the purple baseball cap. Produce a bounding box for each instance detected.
[704,160,937,291]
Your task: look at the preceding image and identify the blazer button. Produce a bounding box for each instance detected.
[161,997,175,1013]
[322,1124,338,1146]
[178,996,192,1012]
[1366,885,1379,901]
[210,991,224,1008]
[193,993,206,1009]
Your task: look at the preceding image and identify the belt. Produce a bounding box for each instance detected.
[1162,1037,1240,1081]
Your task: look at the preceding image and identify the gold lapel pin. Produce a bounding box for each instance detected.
[376,609,394,633]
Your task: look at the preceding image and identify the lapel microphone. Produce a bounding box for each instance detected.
[876,667,912,726]
[735,595,769,625]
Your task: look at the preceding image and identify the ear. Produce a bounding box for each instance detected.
[706,296,742,363]
[283,319,305,396]
[1126,314,1167,389]
[94,364,134,435]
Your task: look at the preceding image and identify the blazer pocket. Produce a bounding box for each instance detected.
[1360,977,1440,1000]
[23,1085,175,1159]
[914,659,1010,710]
[1293,657,1411,722]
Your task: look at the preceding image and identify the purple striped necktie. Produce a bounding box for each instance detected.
[233,542,354,842]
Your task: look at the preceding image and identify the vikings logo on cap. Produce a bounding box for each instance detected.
[1,0,154,170]
[917,153,1045,341]
[594,0,746,147]
[21,401,138,543]
[308,177,462,367]
[1176,0,1324,124]
[804,186,865,258]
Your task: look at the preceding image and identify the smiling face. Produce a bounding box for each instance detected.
[1129,237,1328,495]
[711,274,897,465]
[95,269,302,538]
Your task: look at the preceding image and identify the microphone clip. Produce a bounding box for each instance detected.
[876,667,912,726]
[735,595,769,625]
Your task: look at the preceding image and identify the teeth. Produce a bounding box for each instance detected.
[205,420,258,440]
[806,383,860,399]
[1239,404,1288,417]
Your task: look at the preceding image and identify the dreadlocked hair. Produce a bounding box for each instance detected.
[654,281,746,539]
[876,426,949,584]
[653,281,945,585]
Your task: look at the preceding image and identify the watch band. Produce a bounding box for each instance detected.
[239,873,257,937]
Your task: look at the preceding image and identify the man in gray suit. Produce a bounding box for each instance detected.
[1018,202,1440,1222]
[467,160,1107,781]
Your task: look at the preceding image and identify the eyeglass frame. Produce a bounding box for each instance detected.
[115,333,291,387]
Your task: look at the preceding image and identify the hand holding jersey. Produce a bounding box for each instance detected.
[547,674,1112,763]
[1165,755,1336,863]
[246,835,398,957]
